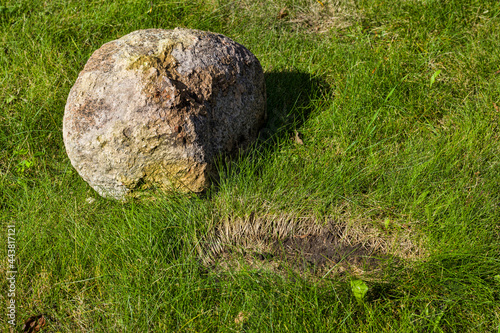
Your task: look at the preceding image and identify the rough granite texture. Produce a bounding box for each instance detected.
[63,28,266,200]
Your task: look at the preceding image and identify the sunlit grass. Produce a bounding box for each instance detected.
[1,0,500,331]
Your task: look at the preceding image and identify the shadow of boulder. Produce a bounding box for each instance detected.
[259,69,329,144]
[206,68,329,194]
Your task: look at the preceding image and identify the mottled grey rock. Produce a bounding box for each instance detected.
[63,28,266,200]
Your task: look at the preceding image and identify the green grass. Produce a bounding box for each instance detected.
[1,0,500,331]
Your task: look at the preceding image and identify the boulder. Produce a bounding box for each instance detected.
[63,28,266,200]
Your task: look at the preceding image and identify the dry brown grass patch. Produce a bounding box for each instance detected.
[199,211,427,278]
[209,0,362,33]
[291,0,361,33]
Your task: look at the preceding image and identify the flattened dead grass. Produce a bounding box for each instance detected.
[291,0,361,33]
[211,0,361,33]
[200,210,426,278]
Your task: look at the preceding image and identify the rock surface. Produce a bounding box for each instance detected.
[63,28,266,200]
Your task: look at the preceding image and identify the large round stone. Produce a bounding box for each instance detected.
[63,28,266,200]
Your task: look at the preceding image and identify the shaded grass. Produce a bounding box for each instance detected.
[1,0,500,331]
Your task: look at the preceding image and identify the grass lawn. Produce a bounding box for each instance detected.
[1,0,500,331]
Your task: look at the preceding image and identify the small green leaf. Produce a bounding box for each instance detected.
[351,279,369,302]
[5,95,15,104]
[494,275,500,284]
[13,148,28,156]
[429,70,441,88]
[415,190,430,205]
[16,158,35,173]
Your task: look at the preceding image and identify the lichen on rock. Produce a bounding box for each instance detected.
[63,28,266,200]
